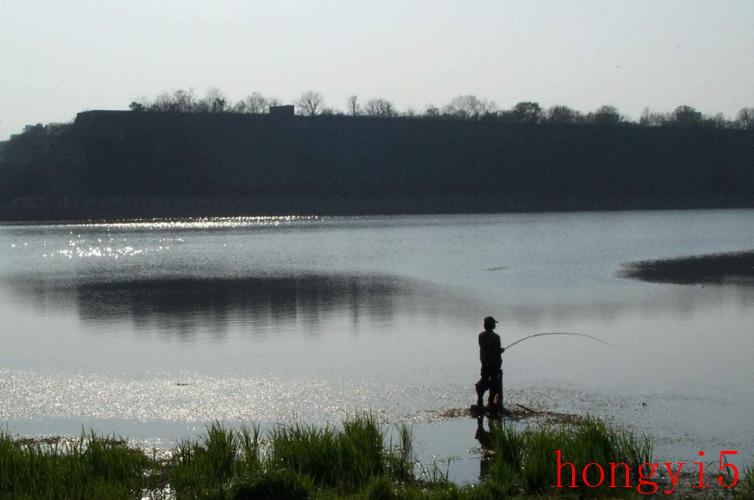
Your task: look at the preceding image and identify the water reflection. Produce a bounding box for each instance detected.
[474,415,500,481]
[5,274,439,338]
[5,269,754,339]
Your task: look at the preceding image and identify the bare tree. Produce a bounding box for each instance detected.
[364,98,397,117]
[444,95,483,119]
[424,105,440,118]
[231,101,247,113]
[479,99,498,117]
[150,91,174,112]
[297,91,325,116]
[244,92,268,114]
[129,94,150,109]
[639,107,667,126]
[736,107,754,130]
[149,89,195,112]
[347,95,360,116]
[267,97,282,108]
[174,89,196,112]
[202,87,227,113]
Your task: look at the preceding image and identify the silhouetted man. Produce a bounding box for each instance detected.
[475,316,504,412]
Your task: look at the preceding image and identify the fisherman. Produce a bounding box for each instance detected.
[475,316,504,413]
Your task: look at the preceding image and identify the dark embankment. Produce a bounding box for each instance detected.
[1,111,753,220]
[621,250,754,285]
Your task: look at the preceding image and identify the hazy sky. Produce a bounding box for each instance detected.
[1,0,753,139]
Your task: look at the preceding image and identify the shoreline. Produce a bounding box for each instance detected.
[2,205,753,226]
[3,196,754,224]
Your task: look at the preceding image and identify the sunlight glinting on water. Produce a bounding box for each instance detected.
[56,215,323,231]
[0,369,475,424]
[22,216,326,259]
[47,242,171,259]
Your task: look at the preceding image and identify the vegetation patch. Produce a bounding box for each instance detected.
[0,431,155,499]
[2,416,752,498]
[620,250,754,285]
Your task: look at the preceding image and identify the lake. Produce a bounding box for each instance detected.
[1,210,753,483]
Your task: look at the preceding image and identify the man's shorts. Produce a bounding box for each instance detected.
[480,366,501,380]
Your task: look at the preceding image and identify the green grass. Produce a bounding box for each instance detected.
[737,465,754,499]
[6,415,738,499]
[169,415,414,498]
[483,417,653,495]
[0,431,155,499]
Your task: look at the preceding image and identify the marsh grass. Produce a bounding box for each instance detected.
[270,415,388,488]
[167,415,415,498]
[485,416,653,495]
[2,415,657,499]
[738,465,754,499]
[169,422,262,497]
[0,430,154,499]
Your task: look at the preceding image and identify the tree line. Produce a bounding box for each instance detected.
[128,87,754,130]
[1,101,753,219]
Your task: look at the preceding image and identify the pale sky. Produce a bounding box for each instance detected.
[1,0,753,139]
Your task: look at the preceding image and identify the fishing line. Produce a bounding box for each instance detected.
[504,332,612,351]
[477,332,612,415]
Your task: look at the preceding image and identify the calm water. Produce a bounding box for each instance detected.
[1,210,753,482]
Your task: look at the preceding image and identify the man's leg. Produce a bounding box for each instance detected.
[484,369,495,407]
[492,369,503,411]
[476,366,496,407]
[475,376,488,407]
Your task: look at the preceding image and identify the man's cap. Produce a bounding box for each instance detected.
[484,316,498,325]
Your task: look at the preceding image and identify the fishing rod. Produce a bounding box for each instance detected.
[484,332,612,417]
[504,332,612,351]
[472,332,613,416]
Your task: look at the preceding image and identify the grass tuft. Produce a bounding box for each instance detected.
[0,430,153,499]
[738,465,754,499]
[485,416,652,495]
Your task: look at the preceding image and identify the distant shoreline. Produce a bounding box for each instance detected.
[620,250,754,285]
[2,111,753,222]
[2,194,754,223]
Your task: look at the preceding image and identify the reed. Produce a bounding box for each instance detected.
[168,414,414,498]
[0,431,153,499]
[484,416,652,495]
[1,415,661,499]
[738,465,754,499]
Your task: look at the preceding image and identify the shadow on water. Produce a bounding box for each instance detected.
[3,273,448,338]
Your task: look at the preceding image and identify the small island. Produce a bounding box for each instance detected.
[620,250,754,285]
